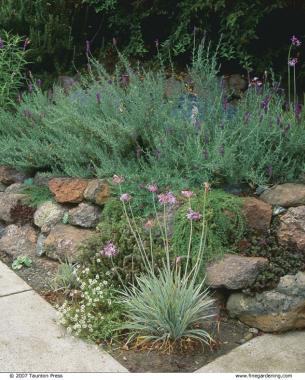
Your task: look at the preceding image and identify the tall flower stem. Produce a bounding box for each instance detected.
[294,64,297,106]
[288,44,292,107]
[184,199,193,279]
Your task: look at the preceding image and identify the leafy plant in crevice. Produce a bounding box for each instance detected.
[20,184,53,208]
[51,262,79,293]
[79,198,165,285]
[173,189,245,270]
[12,255,32,270]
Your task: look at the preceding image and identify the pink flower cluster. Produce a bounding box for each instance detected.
[186,208,202,221]
[100,241,118,258]
[120,193,132,202]
[181,190,194,198]
[288,58,298,67]
[249,77,263,88]
[158,192,176,205]
[291,35,301,47]
[147,184,158,193]
[112,175,125,185]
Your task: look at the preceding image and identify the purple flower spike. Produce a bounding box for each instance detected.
[23,38,30,50]
[283,123,291,135]
[295,103,302,122]
[291,35,301,47]
[0,38,4,49]
[204,134,209,145]
[28,84,33,93]
[100,241,118,258]
[96,92,101,104]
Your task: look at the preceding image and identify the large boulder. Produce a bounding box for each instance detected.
[68,202,101,228]
[277,206,305,251]
[0,166,27,185]
[227,272,305,332]
[84,179,110,205]
[242,197,272,233]
[206,254,268,290]
[260,183,305,207]
[0,192,27,223]
[48,178,89,204]
[44,224,95,262]
[34,201,67,233]
[0,224,38,258]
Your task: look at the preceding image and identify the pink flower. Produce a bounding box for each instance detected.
[175,256,181,265]
[249,77,263,88]
[291,35,301,47]
[288,58,298,67]
[181,190,194,198]
[112,175,125,185]
[120,193,132,202]
[158,192,176,205]
[144,219,155,229]
[147,184,158,193]
[100,241,118,258]
[186,208,202,221]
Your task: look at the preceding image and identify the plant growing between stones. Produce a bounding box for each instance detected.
[12,255,32,270]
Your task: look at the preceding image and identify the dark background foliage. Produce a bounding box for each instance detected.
[1,0,305,88]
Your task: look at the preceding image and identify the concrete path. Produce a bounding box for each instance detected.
[0,261,127,372]
[197,330,305,373]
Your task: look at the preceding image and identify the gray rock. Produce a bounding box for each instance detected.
[44,224,96,262]
[68,202,101,228]
[0,192,27,223]
[227,272,305,332]
[4,183,24,194]
[277,206,305,251]
[206,254,268,290]
[0,166,27,185]
[260,183,305,207]
[0,224,38,258]
[34,201,66,233]
[36,233,47,257]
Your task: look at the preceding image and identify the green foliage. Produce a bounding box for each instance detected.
[120,268,215,347]
[51,263,79,292]
[79,199,164,284]
[21,184,53,208]
[57,269,122,343]
[0,31,28,108]
[173,190,245,267]
[0,45,305,190]
[12,255,32,270]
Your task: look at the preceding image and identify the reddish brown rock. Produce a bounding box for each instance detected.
[242,197,272,232]
[84,179,110,205]
[206,254,268,289]
[44,224,95,262]
[277,206,305,251]
[260,183,305,207]
[48,178,89,204]
[0,166,27,185]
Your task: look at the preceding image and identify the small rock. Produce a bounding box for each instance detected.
[68,203,101,228]
[227,272,305,332]
[4,183,24,194]
[36,233,47,256]
[84,179,110,205]
[242,197,272,233]
[249,328,259,334]
[44,224,96,262]
[0,166,27,185]
[272,206,286,216]
[260,183,305,207]
[0,224,38,258]
[48,178,89,204]
[243,333,254,341]
[277,206,305,251]
[34,201,66,233]
[206,254,268,290]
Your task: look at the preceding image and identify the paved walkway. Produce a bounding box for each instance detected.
[0,261,127,372]
[197,330,305,373]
